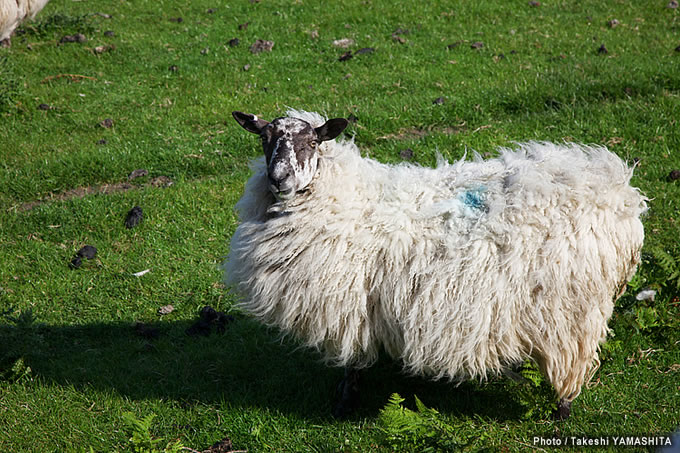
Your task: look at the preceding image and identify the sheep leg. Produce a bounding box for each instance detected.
[332,368,360,418]
[554,398,571,420]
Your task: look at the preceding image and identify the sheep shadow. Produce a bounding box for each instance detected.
[0,315,526,422]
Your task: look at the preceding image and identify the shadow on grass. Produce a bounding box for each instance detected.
[0,316,525,422]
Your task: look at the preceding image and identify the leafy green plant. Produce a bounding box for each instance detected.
[121,412,185,453]
[651,247,680,291]
[378,393,470,452]
[505,361,556,420]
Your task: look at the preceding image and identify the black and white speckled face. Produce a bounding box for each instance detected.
[232,112,349,200]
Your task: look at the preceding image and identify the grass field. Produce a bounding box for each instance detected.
[1,0,679,451]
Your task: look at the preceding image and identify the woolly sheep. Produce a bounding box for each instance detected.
[1,0,50,46]
[224,109,647,419]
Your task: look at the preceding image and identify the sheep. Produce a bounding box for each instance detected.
[1,0,50,47]
[224,109,647,419]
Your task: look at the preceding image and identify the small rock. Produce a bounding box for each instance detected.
[355,47,374,55]
[668,0,679,8]
[433,96,446,105]
[158,305,175,316]
[228,38,240,47]
[207,8,216,13]
[332,38,354,48]
[93,44,115,54]
[169,65,178,72]
[608,19,620,28]
[400,148,415,160]
[238,22,249,30]
[149,176,173,187]
[471,41,484,49]
[97,139,108,145]
[250,39,274,53]
[347,114,358,124]
[598,44,608,54]
[200,47,209,55]
[99,118,114,128]
[69,255,82,269]
[202,437,235,453]
[447,41,462,50]
[242,64,251,71]
[60,33,87,44]
[125,206,143,229]
[128,169,149,180]
[37,103,51,110]
[76,245,97,260]
[635,289,656,301]
[169,17,183,23]
[104,30,115,37]
[669,169,680,181]
[338,51,353,61]
[392,34,407,44]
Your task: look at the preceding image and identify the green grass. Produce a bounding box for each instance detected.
[1,0,679,451]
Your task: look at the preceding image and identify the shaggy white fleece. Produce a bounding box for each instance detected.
[224,110,646,403]
[1,0,50,43]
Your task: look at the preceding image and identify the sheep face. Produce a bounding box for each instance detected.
[233,111,348,200]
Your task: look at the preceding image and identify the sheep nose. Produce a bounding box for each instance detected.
[268,172,290,189]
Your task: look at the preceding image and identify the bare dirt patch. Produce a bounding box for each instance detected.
[18,176,174,211]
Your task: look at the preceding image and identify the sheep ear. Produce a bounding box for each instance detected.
[232,111,269,134]
[315,118,349,142]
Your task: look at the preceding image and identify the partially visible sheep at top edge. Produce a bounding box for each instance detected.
[1,0,50,46]
[223,109,647,419]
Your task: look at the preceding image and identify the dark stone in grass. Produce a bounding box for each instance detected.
[99,118,114,128]
[228,38,240,47]
[125,206,143,229]
[598,44,608,54]
[207,8,217,14]
[347,114,358,124]
[134,323,160,340]
[200,305,219,322]
[202,437,235,453]
[169,17,183,23]
[128,169,149,180]
[433,96,446,105]
[37,103,51,110]
[338,51,353,61]
[400,148,415,160]
[169,65,178,72]
[69,255,82,269]
[668,169,680,181]
[355,47,374,55]
[97,139,108,145]
[447,41,462,50]
[104,30,115,37]
[238,22,249,31]
[77,245,97,259]
[471,41,484,49]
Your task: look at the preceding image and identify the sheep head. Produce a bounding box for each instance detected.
[233,111,348,200]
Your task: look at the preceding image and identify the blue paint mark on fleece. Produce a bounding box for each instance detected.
[459,186,488,213]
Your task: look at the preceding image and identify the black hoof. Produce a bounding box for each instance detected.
[332,369,360,419]
[553,399,571,420]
